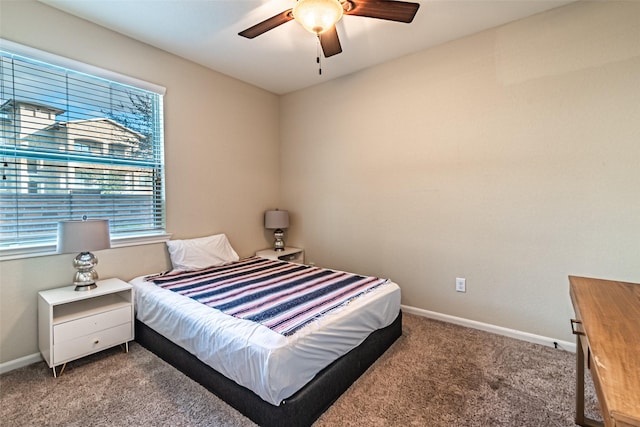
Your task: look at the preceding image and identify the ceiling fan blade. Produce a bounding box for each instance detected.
[320,26,343,57]
[238,9,294,39]
[345,0,420,23]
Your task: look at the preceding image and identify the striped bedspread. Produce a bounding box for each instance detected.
[146,256,389,336]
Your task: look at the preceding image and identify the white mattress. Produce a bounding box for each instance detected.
[131,269,401,406]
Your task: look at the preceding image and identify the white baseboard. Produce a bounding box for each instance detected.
[401,305,576,353]
[0,352,43,375]
[0,307,575,374]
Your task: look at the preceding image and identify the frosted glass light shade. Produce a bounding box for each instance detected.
[293,0,343,34]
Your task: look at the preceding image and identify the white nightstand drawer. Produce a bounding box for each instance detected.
[53,306,132,344]
[53,323,132,363]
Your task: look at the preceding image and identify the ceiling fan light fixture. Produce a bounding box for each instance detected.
[292,0,344,35]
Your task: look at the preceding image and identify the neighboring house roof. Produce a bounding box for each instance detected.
[0,99,65,116]
[63,117,146,140]
[1,98,145,143]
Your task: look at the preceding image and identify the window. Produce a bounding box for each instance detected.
[0,40,167,258]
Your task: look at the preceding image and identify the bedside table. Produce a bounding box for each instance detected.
[38,278,134,377]
[256,247,305,264]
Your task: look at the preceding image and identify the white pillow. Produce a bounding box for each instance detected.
[166,233,239,270]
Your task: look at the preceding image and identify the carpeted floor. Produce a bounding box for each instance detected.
[0,313,600,426]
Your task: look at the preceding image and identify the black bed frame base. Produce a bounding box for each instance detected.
[134,311,402,427]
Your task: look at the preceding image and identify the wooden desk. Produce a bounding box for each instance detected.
[569,276,640,427]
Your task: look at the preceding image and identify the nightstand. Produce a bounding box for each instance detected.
[38,278,134,377]
[256,247,305,264]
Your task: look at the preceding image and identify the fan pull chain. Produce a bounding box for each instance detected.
[316,36,322,75]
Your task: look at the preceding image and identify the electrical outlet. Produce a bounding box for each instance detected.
[456,277,466,293]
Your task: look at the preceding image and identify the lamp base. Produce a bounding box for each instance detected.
[74,282,98,291]
[273,229,285,251]
[72,252,100,291]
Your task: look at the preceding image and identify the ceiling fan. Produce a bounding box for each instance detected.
[239,0,420,58]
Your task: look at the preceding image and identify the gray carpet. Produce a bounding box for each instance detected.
[1,313,600,426]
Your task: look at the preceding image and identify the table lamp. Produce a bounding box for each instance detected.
[264,209,289,251]
[57,218,111,291]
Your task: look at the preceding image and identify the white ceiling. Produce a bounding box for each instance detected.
[39,0,575,95]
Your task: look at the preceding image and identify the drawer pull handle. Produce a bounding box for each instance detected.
[570,319,585,335]
[94,339,100,344]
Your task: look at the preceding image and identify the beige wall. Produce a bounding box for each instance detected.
[0,1,280,363]
[280,1,640,342]
[1,0,638,366]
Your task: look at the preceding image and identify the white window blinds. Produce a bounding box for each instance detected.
[0,43,166,255]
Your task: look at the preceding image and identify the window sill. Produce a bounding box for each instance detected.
[0,232,172,261]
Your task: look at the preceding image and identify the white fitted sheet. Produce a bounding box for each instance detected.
[131,270,400,406]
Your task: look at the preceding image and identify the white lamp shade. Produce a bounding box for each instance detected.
[264,210,289,230]
[57,219,111,253]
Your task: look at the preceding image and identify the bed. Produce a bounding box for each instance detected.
[131,234,402,426]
